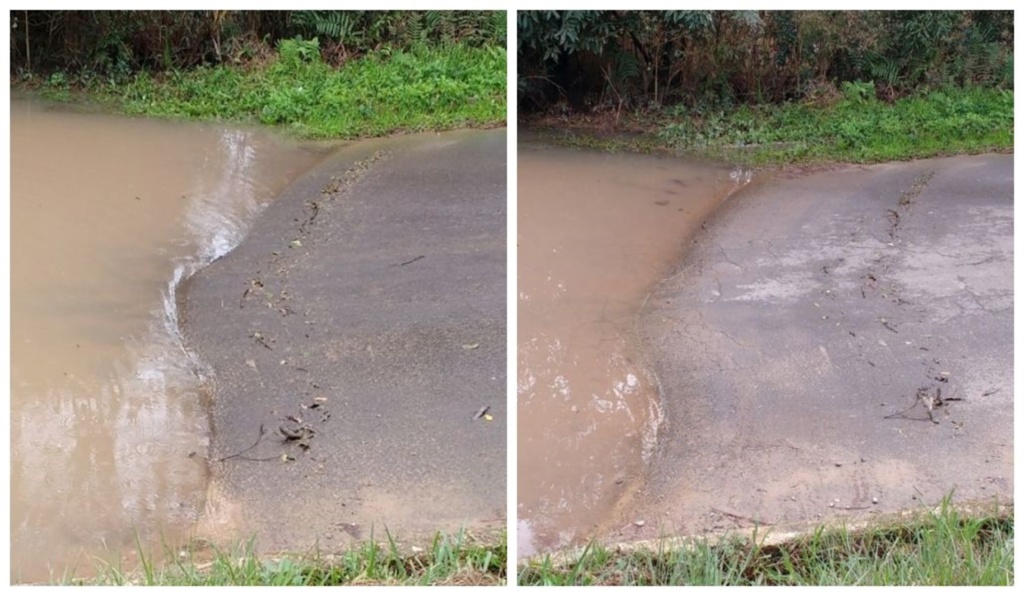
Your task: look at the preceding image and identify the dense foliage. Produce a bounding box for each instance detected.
[518,11,1013,112]
[10,10,505,77]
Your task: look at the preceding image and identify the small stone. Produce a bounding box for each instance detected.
[872,497,878,504]
[834,462,842,467]
[634,520,645,527]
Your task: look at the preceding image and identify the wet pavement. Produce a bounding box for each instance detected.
[614,154,1013,543]
[182,130,506,553]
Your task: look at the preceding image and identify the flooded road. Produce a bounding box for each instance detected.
[517,141,743,557]
[9,99,327,582]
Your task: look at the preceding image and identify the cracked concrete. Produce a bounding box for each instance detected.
[610,154,1013,543]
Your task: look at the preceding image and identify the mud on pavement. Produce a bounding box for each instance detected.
[180,130,506,552]
[613,153,1012,544]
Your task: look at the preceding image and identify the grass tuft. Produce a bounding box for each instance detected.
[518,498,1012,586]
[61,528,506,586]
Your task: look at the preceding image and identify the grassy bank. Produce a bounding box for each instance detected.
[63,529,506,586]
[528,84,1012,166]
[21,38,505,139]
[519,500,1012,586]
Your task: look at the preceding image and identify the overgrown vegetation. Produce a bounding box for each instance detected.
[518,11,1012,164]
[11,10,505,75]
[519,10,1011,111]
[11,11,506,139]
[60,529,506,586]
[657,84,1012,164]
[519,500,1012,586]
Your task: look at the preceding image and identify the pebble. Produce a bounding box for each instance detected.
[634,520,645,527]
[872,497,878,504]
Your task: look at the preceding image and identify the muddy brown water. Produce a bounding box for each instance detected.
[9,99,329,582]
[517,141,749,557]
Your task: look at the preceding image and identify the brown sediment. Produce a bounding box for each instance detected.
[9,98,327,582]
[517,141,753,557]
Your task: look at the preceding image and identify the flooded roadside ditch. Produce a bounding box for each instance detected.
[9,99,329,582]
[517,139,750,557]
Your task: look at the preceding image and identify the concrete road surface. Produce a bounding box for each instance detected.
[181,129,506,552]
[613,154,1012,543]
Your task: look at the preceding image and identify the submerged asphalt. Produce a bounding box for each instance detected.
[182,130,506,552]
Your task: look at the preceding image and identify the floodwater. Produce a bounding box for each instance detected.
[9,99,328,582]
[517,141,746,557]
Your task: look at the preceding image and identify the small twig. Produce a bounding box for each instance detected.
[251,332,273,350]
[391,255,425,267]
[711,507,774,526]
[215,424,268,462]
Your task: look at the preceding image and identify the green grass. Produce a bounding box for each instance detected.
[519,499,1012,586]
[529,84,1012,166]
[657,84,1013,165]
[60,528,506,586]
[26,40,506,140]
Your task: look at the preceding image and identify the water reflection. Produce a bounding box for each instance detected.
[517,144,734,557]
[9,101,325,582]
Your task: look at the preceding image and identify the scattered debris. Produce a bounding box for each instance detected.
[251,331,274,350]
[473,405,491,421]
[884,386,963,424]
[898,170,935,207]
[279,423,315,450]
